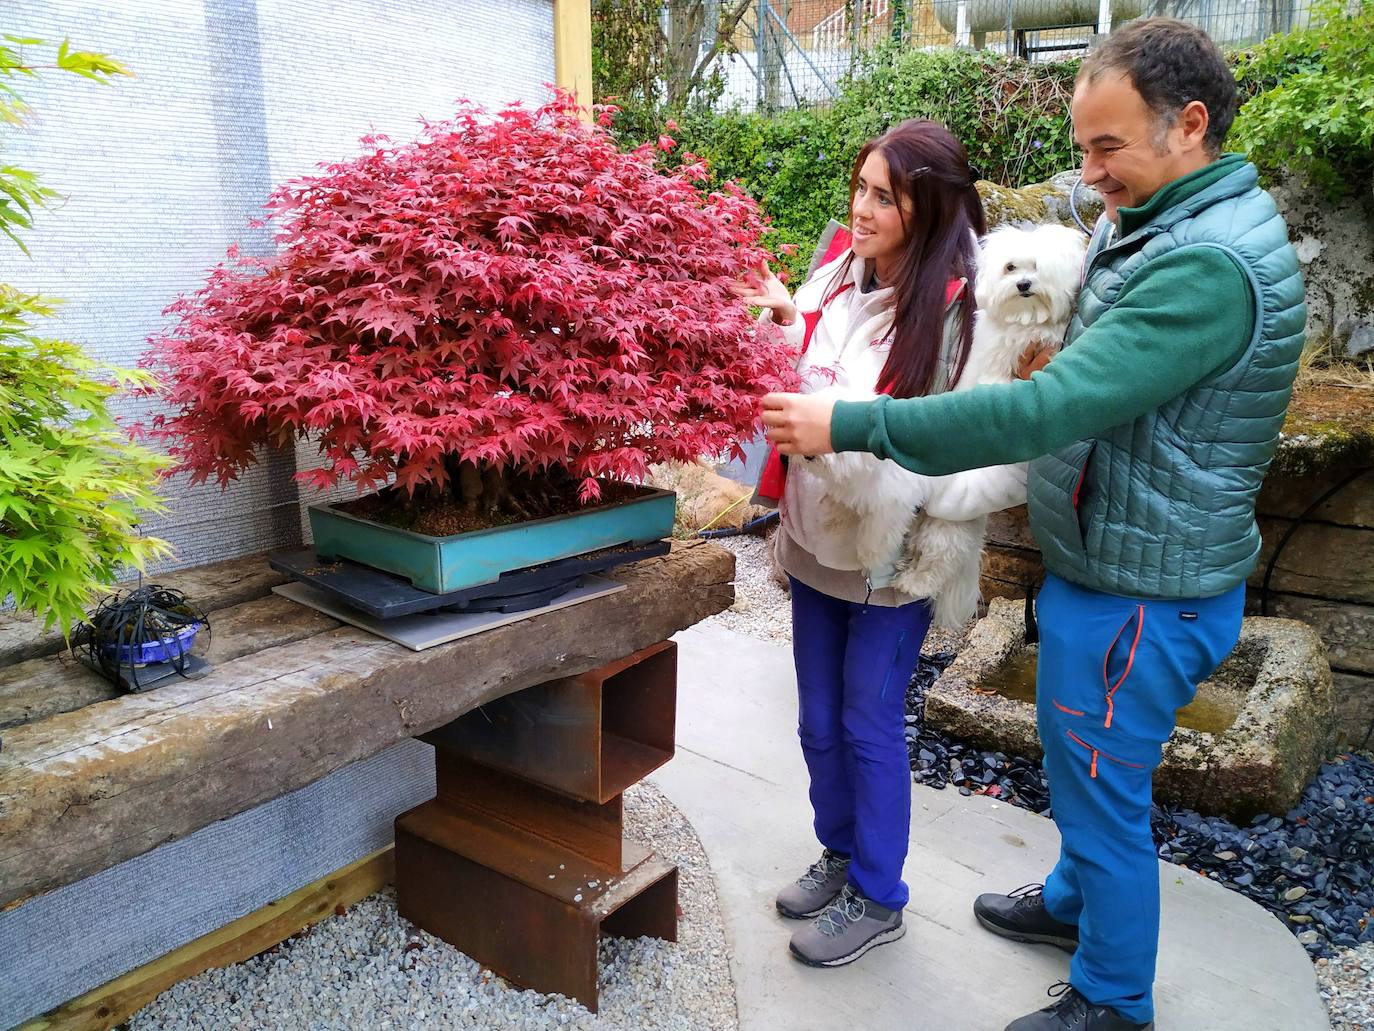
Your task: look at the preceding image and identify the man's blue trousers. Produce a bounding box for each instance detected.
[1035,572,1245,1024]
[789,576,933,910]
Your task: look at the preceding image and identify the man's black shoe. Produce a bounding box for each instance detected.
[1006,982,1153,1030]
[974,883,1080,952]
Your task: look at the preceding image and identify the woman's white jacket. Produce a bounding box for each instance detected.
[768,249,1026,606]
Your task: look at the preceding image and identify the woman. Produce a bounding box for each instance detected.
[735,120,1029,968]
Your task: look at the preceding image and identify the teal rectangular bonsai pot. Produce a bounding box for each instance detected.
[307,484,677,595]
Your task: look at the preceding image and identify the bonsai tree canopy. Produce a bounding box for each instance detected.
[144,92,797,511]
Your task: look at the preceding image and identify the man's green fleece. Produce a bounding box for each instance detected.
[830,157,1256,474]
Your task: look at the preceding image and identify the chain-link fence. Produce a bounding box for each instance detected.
[644,0,1317,110]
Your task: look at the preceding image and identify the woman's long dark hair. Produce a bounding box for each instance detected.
[829,120,985,399]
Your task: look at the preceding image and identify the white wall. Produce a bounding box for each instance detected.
[0,0,556,569]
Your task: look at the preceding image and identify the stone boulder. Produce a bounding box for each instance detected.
[978,171,1103,232]
[927,597,1336,822]
[1267,175,1374,356]
[647,460,772,535]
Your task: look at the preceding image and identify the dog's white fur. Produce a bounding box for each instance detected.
[806,223,1086,627]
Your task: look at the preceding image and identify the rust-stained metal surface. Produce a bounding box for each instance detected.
[397,644,681,1011]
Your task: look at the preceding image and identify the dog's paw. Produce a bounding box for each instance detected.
[892,569,936,600]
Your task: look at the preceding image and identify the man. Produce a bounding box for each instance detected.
[761,18,1305,1031]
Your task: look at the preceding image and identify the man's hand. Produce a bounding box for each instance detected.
[1015,335,1058,380]
[762,392,837,456]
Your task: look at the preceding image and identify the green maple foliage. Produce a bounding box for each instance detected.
[0,35,171,632]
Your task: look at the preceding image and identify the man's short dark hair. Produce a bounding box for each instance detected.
[1079,18,1238,155]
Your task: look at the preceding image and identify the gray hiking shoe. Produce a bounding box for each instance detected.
[775,849,851,919]
[788,885,906,967]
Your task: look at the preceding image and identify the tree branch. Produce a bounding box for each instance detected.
[683,0,753,102]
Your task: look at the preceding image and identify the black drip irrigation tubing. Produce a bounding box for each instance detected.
[696,509,780,539]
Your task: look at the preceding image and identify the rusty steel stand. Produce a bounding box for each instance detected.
[394,641,680,1012]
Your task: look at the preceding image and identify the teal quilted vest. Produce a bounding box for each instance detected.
[1025,161,1306,599]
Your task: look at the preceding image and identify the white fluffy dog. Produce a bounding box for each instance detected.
[806,223,1086,627]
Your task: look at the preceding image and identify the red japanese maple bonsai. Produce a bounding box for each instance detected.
[142,92,794,524]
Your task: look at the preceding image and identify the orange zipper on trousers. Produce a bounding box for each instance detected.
[1102,606,1145,728]
[1065,729,1146,779]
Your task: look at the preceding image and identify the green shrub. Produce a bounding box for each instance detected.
[1,36,171,632]
[612,46,1078,282]
[0,291,170,631]
[1232,3,1374,199]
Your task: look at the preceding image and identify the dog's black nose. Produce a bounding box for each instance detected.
[1016,279,1033,294]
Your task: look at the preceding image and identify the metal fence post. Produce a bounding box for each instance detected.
[755,0,766,110]
[851,0,861,69]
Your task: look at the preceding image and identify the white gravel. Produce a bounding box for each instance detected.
[700,533,791,643]
[129,783,737,1031]
[1317,944,1374,1031]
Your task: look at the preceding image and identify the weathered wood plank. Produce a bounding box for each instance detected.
[1257,468,1374,528]
[1332,672,1374,752]
[0,595,340,731]
[0,540,733,909]
[980,544,1043,602]
[0,553,290,668]
[1252,518,1374,604]
[18,846,393,1031]
[985,506,1037,550]
[1246,593,1374,675]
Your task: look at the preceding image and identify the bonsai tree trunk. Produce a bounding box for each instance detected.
[439,455,578,519]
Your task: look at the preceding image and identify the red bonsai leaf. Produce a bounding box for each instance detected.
[142,90,799,500]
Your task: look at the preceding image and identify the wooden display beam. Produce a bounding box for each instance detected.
[0,540,732,910]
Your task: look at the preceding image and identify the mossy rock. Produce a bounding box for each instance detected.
[978,170,1102,230]
[1274,384,1374,477]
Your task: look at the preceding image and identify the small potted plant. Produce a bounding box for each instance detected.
[70,585,210,692]
[142,92,795,593]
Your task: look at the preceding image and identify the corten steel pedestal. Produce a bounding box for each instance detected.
[394,640,680,1011]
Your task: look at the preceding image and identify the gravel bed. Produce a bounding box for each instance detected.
[701,534,790,643]
[1317,944,1374,1031]
[129,783,737,1031]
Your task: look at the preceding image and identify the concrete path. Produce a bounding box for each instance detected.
[652,622,1331,1031]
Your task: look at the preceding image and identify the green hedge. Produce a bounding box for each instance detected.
[613,46,1079,282]
[1231,3,1374,200]
[609,10,1374,282]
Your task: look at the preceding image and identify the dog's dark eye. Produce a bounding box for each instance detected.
[1004,262,1016,273]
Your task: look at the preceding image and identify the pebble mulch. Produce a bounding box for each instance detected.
[128,783,738,1031]
[1317,944,1374,1031]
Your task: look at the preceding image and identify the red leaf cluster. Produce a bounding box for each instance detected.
[142,91,797,499]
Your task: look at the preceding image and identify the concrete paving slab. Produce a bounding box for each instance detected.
[652,622,1331,1031]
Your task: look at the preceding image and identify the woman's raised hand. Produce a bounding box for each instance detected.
[730,260,797,326]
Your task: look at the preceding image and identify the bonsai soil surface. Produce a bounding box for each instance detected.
[335,479,649,537]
